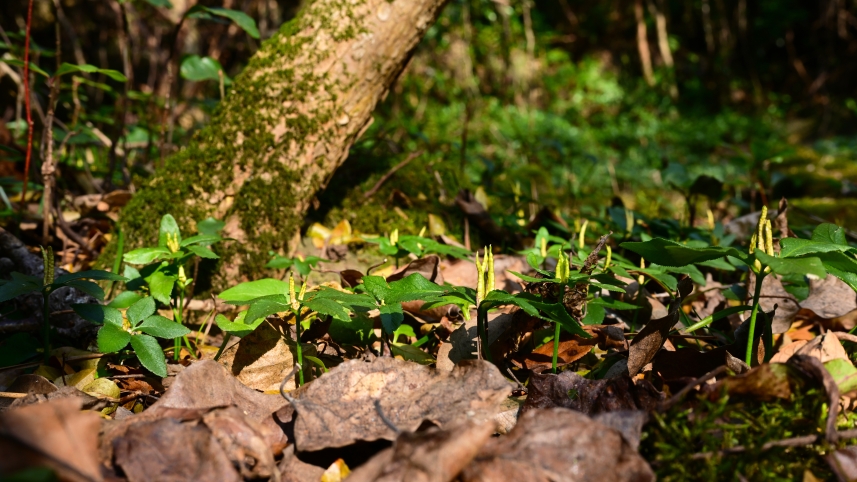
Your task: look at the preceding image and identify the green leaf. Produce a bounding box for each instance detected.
[780,238,854,258]
[158,214,181,248]
[4,59,49,77]
[329,312,374,345]
[54,62,127,82]
[816,252,857,292]
[386,273,444,304]
[697,257,736,271]
[265,255,294,270]
[755,251,827,279]
[245,294,290,323]
[54,269,126,285]
[137,315,190,339]
[215,312,263,337]
[124,247,171,265]
[812,223,847,246]
[380,303,404,333]
[303,297,352,322]
[0,333,41,367]
[638,269,678,292]
[621,238,744,267]
[390,343,435,365]
[180,234,221,247]
[825,358,857,393]
[147,270,176,305]
[219,278,288,304]
[127,296,156,325]
[652,264,705,286]
[107,291,143,309]
[197,217,225,236]
[184,245,218,259]
[65,280,105,301]
[0,272,42,302]
[582,304,605,325]
[589,297,640,310]
[130,334,167,377]
[180,55,230,83]
[362,276,391,301]
[141,0,173,7]
[310,288,377,310]
[73,304,123,326]
[508,270,559,284]
[97,324,131,353]
[199,7,260,38]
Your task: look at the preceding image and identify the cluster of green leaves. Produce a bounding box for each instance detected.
[79,296,189,377]
[120,214,223,304]
[265,253,325,278]
[367,230,472,263]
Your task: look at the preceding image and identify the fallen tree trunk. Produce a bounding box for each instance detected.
[115,0,449,285]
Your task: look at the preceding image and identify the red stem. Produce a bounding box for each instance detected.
[21,0,35,209]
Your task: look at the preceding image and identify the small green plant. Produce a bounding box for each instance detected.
[622,209,857,365]
[0,246,126,361]
[120,214,223,359]
[368,228,471,267]
[77,296,190,377]
[265,252,325,278]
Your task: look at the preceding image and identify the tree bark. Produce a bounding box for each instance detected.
[115,0,449,286]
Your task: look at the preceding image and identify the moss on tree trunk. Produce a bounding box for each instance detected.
[114,0,449,287]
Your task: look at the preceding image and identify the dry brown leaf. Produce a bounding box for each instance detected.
[346,421,495,482]
[460,408,655,482]
[713,362,804,401]
[291,357,511,452]
[771,333,850,364]
[112,415,242,482]
[0,374,57,409]
[748,273,800,333]
[148,360,286,422]
[827,446,857,482]
[218,317,315,392]
[510,334,595,370]
[626,278,692,376]
[800,276,857,320]
[0,397,102,482]
[521,370,663,416]
[279,445,326,482]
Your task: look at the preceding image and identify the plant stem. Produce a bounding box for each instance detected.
[173,290,185,361]
[294,309,304,386]
[42,289,51,362]
[552,321,561,374]
[214,333,231,361]
[744,271,766,365]
[477,307,492,362]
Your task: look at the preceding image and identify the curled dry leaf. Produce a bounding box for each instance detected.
[291,357,511,452]
[346,420,495,482]
[460,408,655,482]
[522,370,663,416]
[0,397,102,482]
[800,276,857,320]
[625,278,693,377]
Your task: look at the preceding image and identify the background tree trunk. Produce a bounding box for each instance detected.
[114,0,449,286]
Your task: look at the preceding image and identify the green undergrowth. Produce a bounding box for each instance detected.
[642,389,836,480]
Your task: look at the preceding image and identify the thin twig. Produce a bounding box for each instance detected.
[659,365,728,412]
[279,363,302,402]
[364,150,423,199]
[374,399,401,435]
[19,0,35,212]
